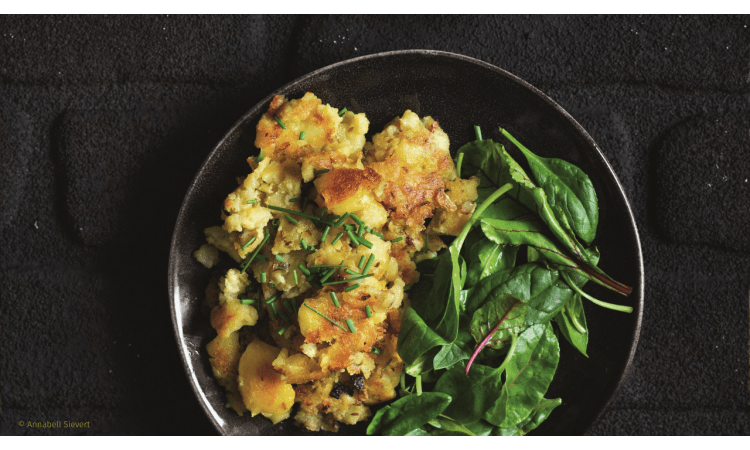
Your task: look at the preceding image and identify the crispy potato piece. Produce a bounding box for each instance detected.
[238,339,296,422]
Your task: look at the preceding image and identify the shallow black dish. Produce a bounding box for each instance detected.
[168,50,644,436]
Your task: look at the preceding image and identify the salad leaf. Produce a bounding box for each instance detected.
[492,397,562,436]
[465,238,518,288]
[555,293,589,357]
[501,128,599,245]
[433,330,473,371]
[484,323,560,428]
[469,293,532,350]
[366,392,453,436]
[435,364,506,424]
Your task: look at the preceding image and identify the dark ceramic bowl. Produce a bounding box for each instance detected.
[168,50,644,436]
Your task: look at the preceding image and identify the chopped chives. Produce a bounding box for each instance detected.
[269,301,278,319]
[343,224,355,230]
[346,229,360,245]
[344,283,359,292]
[372,347,381,355]
[331,232,344,245]
[284,214,299,225]
[371,230,385,240]
[321,274,374,286]
[321,226,331,242]
[337,259,345,274]
[246,199,257,204]
[277,324,291,335]
[345,318,356,333]
[345,268,359,276]
[390,237,404,243]
[260,272,267,283]
[293,270,299,285]
[241,236,257,250]
[314,169,330,176]
[357,236,373,249]
[319,268,336,284]
[274,254,284,262]
[365,305,372,317]
[256,254,267,262]
[271,219,279,228]
[298,264,311,276]
[309,263,346,269]
[289,197,301,203]
[291,297,298,311]
[333,212,350,227]
[264,293,279,304]
[303,303,347,331]
[350,214,364,226]
[383,358,393,370]
[240,233,270,273]
[267,205,321,221]
[319,209,326,220]
[474,125,483,141]
[240,298,256,305]
[274,115,286,129]
[362,253,375,275]
[257,152,264,162]
[357,224,365,237]
[338,107,348,116]
[456,152,465,178]
[267,282,275,288]
[330,292,340,307]
[358,255,366,269]
[299,130,305,140]
[301,239,308,251]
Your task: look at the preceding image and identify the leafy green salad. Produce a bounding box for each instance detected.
[366,127,633,436]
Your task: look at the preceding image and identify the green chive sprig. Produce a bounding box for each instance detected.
[298,264,311,276]
[372,347,381,355]
[338,107,348,116]
[365,305,372,318]
[345,318,356,333]
[303,304,347,331]
[314,169,330,176]
[344,284,360,292]
[390,237,403,243]
[334,212,350,228]
[274,254,284,263]
[362,253,375,275]
[264,293,279,304]
[246,199,257,204]
[358,255,366,269]
[241,236,257,250]
[240,233,269,273]
[331,232,344,245]
[299,131,305,140]
[330,292,340,307]
[260,272,267,283]
[321,273,373,286]
[321,226,331,242]
[274,115,286,129]
[240,298,256,305]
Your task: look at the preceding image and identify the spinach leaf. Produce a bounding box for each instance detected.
[433,330,473,371]
[366,392,453,436]
[465,238,518,288]
[427,415,479,436]
[469,293,531,350]
[435,364,505,424]
[491,397,562,436]
[501,128,598,245]
[555,293,589,357]
[484,323,560,428]
[398,306,453,370]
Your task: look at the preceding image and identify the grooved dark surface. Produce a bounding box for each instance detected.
[1,15,748,436]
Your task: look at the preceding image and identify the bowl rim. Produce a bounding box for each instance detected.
[168,49,645,436]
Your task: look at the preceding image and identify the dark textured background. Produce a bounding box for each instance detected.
[0,15,748,436]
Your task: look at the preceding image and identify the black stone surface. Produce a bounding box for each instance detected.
[1,15,748,436]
